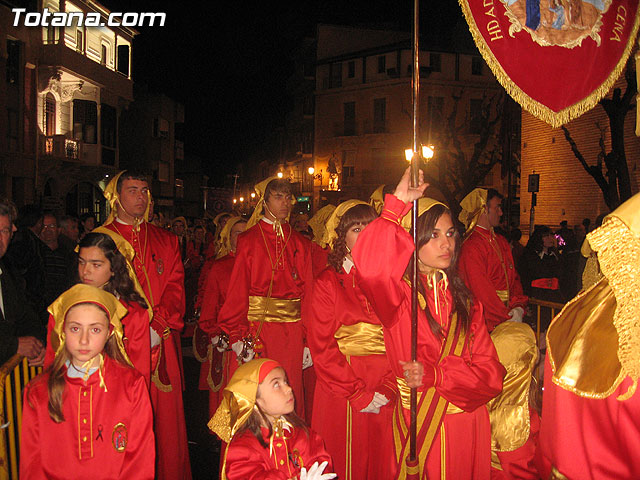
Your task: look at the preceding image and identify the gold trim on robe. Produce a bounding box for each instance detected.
[495,290,509,306]
[334,322,386,357]
[247,296,301,323]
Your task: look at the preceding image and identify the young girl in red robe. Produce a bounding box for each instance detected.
[43,232,152,386]
[21,284,155,479]
[352,168,505,479]
[209,358,336,480]
[309,200,397,480]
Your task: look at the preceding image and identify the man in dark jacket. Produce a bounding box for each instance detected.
[0,199,45,366]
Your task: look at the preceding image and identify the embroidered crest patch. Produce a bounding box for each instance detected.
[156,258,164,275]
[112,423,128,452]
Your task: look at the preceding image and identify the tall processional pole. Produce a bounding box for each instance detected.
[409,0,421,466]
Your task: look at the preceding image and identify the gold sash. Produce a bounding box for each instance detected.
[247,296,301,323]
[335,322,386,356]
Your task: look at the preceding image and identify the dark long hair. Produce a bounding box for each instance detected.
[78,233,148,309]
[327,204,378,271]
[404,204,472,336]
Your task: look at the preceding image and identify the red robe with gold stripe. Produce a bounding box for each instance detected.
[20,356,155,479]
[308,264,397,480]
[43,299,151,387]
[103,221,191,480]
[216,219,313,418]
[225,426,333,480]
[352,194,505,479]
[198,253,236,417]
[459,227,528,332]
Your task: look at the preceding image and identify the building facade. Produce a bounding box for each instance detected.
[1,0,137,221]
[520,74,640,232]
[310,24,508,210]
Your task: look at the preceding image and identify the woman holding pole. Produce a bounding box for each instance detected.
[352,168,505,479]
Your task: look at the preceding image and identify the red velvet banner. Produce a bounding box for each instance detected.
[460,0,640,126]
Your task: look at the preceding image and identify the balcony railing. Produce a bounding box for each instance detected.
[43,135,80,160]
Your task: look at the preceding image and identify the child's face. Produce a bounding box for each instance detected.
[64,304,110,368]
[256,367,295,417]
[78,246,113,287]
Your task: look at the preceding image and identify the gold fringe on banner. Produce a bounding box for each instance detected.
[458,0,640,127]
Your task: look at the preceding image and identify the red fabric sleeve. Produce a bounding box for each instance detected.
[121,301,152,388]
[216,234,252,342]
[351,194,415,328]
[436,302,505,411]
[459,240,511,331]
[152,233,185,332]
[199,262,225,336]
[118,375,156,479]
[20,384,44,478]
[308,272,373,411]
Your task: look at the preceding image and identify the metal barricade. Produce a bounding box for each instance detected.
[527,298,565,346]
[0,355,42,480]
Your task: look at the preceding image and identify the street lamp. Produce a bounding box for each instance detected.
[239,196,244,202]
[405,144,435,161]
[308,167,315,175]
[277,172,284,178]
[251,192,256,199]
[233,198,237,204]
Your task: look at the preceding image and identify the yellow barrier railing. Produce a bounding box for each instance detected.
[528,298,565,346]
[0,355,42,480]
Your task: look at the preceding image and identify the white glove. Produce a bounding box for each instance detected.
[302,347,313,369]
[359,392,389,414]
[508,306,524,323]
[150,327,162,348]
[231,340,255,363]
[299,461,337,480]
[212,335,229,352]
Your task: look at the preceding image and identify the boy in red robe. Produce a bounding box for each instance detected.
[102,171,192,480]
[216,177,313,419]
[458,188,527,332]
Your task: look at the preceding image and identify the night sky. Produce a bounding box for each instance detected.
[101,0,463,186]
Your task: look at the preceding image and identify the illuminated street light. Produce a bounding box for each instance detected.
[239,197,244,202]
[405,145,435,162]
[251,192,256,199]
[405,149,414,162]
[277,172,284,178]
[308,167,315,175]
[233,198,237,204]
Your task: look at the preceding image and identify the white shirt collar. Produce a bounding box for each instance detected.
[261,216,274,225]
[343,257,354,274]
[65,360,99,379]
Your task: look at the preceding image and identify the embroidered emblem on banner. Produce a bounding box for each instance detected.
[459,0,640,126]
[112,422,128,452]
